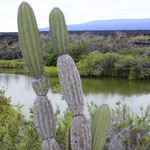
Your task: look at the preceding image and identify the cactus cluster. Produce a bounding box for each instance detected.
[18,2,111,150]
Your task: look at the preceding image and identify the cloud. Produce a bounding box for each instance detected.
[0,0,150,31]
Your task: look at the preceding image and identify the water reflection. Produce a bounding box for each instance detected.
[81,77,150,96]
[0,72,150,119]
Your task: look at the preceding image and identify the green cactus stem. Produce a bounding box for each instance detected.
[92,104,111,150]
[18,2,43,78]
[49,7,67,55]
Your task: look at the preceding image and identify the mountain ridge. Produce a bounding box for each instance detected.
[40,18,150,31]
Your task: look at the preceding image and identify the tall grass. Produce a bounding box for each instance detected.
[0,59,25,68]
[0,59,58,77]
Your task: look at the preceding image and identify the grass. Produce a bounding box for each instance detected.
[0,59,25,68]
[0,59,58,77]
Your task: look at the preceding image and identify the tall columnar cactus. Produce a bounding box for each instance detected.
[50,8,92,150]
[18,2,60,150]
[92,105,111,150]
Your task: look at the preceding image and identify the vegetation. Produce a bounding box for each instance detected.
[43,66,58,77]
[0,89,149,149]
[0,60,58,77]
[0,59,24,68]
[1,32,150,79]
[0,37,22,60]
[77,51,150,79]
[0,89,41,150]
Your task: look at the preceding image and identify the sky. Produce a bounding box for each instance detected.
[0,0,150,32]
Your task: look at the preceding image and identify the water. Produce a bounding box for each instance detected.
[0,72,150,119]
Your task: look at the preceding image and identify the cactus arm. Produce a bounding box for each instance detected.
[49,8,67,55]
[92,105,111,150]
[18,2,43,78]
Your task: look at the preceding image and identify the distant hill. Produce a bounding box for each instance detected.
[40,18,150,31]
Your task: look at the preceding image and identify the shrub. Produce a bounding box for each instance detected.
[0,88,149,149]
[77,51,150,79]
[43,66,58,77]
[0,89,41,150]
[77,51,104,76]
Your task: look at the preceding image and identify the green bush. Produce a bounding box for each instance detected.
[43,66,58,77]
[67,42,89,63]
[0,41,22,60]
[0,89,41,150]
[77,51,104,76]
[77,51,150,79]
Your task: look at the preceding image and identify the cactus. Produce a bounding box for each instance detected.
[18,3,111,150]
[49,8,67,55]
[42,139,61,150]
[18,2,60,150]
[33,96,56,140]
[18,2,43,78]
[57,54,84,115]
[91,104,111,150]
[71,115,92,150]
[32,76,49,96]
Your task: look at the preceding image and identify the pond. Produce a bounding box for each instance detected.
[0,71,150,119]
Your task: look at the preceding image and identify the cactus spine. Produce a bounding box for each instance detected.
[18,2,60,150]
[92,105,111,150]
